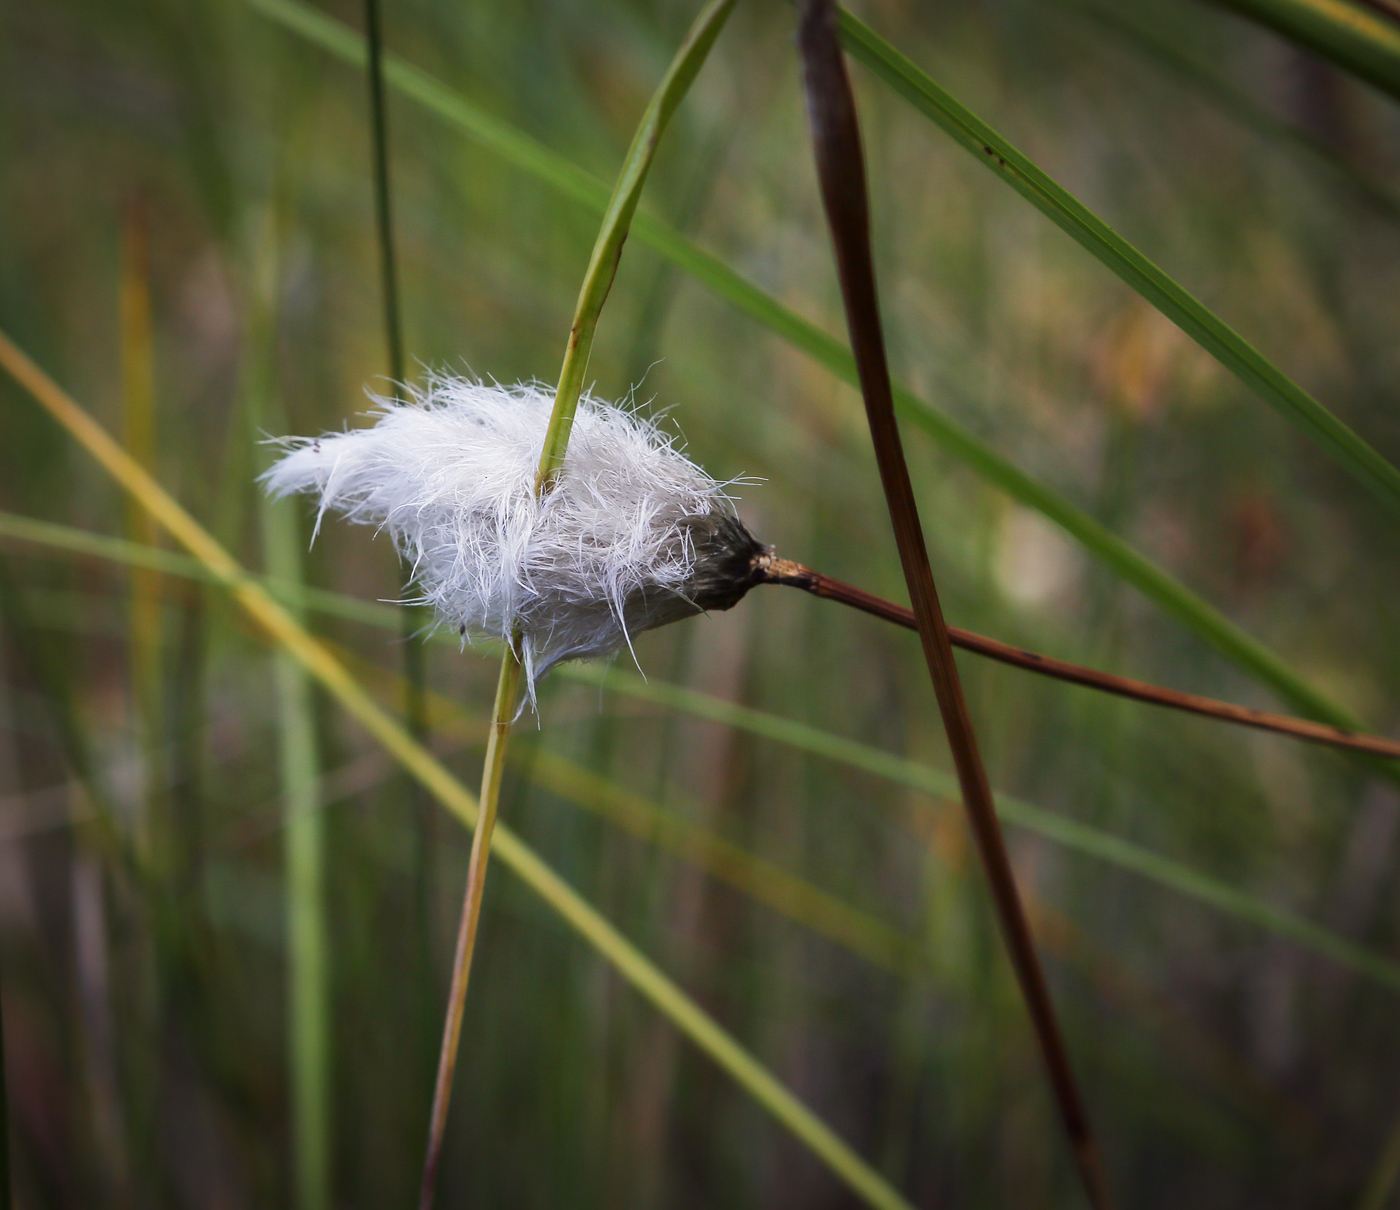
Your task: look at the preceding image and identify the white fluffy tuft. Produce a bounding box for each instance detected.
[261,377,741,687]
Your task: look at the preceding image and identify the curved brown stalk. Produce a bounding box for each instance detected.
[757,557,1400,763]
[796,2,1112,1205]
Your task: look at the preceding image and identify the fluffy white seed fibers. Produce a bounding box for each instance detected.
[262,377,760,687]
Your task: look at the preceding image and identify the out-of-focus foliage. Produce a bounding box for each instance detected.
[3,0,1400,1205]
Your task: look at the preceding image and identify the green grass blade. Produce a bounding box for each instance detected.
[836,7,1400,525]
[245,213,332,1210]
[261,497,331,1210]
[241,0,1368,731]
[1074,1,1400,221]
[1205,0,1400,101]
[0,335,915,1210]
[520,745,924,973]
[5,509,1393,994]
[565,665,1400,993]
[537,0,736,486]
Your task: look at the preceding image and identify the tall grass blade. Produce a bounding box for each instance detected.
[1206,0,1400,100]
[244,215,332,1210]
[120,201,167,870]
[360,0,435,1115]
[0,330,915,1210]
[836,6,1400,524]
[240,0,1369,732]
[261,498,330,1210]
[7,511,1399,990]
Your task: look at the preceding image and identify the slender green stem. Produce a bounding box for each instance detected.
[418,647,520,1210]
[361,0,429,750]
[836,5,1400,525]
[8,511,1400,990]
[246,213,331,1210]
[536,0,737,490]
[240,0,1374,735]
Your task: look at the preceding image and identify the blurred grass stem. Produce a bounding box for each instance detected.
[797,1,1110,1203]
[245,210,332,1210]
[362,0,433,956]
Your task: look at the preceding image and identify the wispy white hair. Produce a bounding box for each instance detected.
[261,377,766,689]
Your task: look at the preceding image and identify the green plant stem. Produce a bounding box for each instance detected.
[418,647,519,1210]
[239,0,1372,735]
[264,506,329,1210]
[362,0,429,755]
[535,0,737,489]
[245,209,331,1210]
[835,5,1400,525]
[8,512,1400,991]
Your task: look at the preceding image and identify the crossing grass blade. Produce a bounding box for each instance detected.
[1204,0,1400,101]
[834,6,1400,525]
[0,281,917,1210]
[6,510,1397,993]
[241,0,1372,734]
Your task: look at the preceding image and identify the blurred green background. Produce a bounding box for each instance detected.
[4,0,1400,1204]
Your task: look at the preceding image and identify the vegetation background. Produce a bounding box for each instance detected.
[3,0,1400,1205]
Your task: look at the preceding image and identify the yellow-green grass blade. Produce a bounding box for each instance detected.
[0,333,914,1210]
[836,6,1400,524]
[537,0,736,488]
[1204,0,1400,102]
[241,0,1366,732]
[5,510,1396,993]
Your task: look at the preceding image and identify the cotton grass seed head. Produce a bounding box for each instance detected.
[261,377,769,689]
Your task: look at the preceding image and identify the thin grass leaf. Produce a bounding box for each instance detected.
[261,498,330,1210]
[241,0,1368,732]
[526,745,923,972]
[245,220,331,1208]
[0,331,915,1210]
[120,202,165,843]
[361,0,433,952]
[581,667,1400,992]
[1073,0,1400,221]
[1206,0,1400,101]
[836,6,1400,525]
[1357,1108,1400,1210]
[6,511,1398,990]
